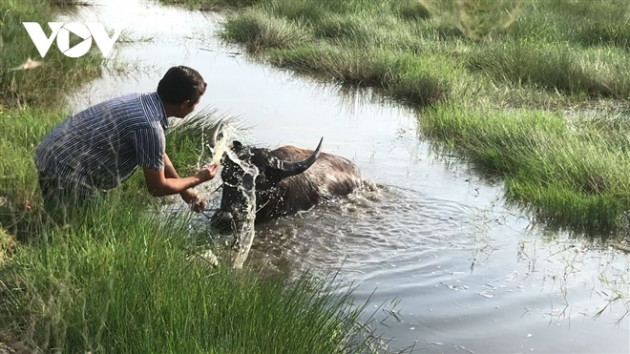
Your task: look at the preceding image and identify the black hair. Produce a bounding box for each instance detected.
[157,66,207,104]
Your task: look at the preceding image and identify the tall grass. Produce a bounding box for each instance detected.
[0,194,371,353]
[0,107,62,241]
[466,43,630,99]
[508,0,630,48]
[0,2,101,242]
[221,10,311,52]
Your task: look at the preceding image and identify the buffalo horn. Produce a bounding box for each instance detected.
[273,137,323,178]
[209,122,225,147]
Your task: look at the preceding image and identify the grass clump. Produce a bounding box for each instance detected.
[222,10,311,52]
[267,44,450,106]
[508,0,630,48]
[466,43,630,99]
[422,104,630,234]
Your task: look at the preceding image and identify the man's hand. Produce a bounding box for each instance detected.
[180,189,206,213]
[195,162,220,182]
[144,155,221,198]
[180,163,219,212]
[190,196,206,213]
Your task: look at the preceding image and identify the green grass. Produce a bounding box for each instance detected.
[0,107,62,241]
[465,42,630,99]
[0,0,102,107]
[0,195,370,353]
[170,0,630,236]
[422,105,630,234]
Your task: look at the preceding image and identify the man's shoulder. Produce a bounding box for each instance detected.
[138,92,168,128]
[112,92,142,106]
[88,93,141,114]
[111,92,160,120]
[88,92,166,131]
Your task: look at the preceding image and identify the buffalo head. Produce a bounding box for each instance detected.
[212,138,323,230]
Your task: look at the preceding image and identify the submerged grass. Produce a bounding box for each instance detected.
[0,1,378,352]
[171,0,630,236]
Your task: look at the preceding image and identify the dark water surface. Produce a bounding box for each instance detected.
[62,1,629,352]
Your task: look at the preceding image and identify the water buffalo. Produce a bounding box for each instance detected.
[211,138,362,230]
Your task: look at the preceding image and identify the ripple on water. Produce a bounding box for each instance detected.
[250,183,480,283]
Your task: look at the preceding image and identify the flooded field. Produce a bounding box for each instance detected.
[62,1,629,352]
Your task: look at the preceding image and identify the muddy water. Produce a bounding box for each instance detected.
[61,1,629,352]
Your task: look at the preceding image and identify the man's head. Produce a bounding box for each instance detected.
[157,66,207,118]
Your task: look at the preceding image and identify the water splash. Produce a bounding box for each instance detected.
[224,148,259,269]
[208,122,239,166]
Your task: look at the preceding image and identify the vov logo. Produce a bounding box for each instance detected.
[23,22,124,58]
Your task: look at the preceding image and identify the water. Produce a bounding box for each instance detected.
[223,148,259,269]
[61,1,630,352]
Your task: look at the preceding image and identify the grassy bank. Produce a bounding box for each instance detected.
[0,1,101,107]
[0,1,375,352]
[0,0,102,241]
[0,196,369,353]
[172,0,630,236]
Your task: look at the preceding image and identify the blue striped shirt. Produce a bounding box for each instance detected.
[35,92,168,190]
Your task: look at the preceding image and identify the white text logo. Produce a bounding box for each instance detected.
[22,22,123,58]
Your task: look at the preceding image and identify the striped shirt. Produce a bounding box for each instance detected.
[34,92,168,190]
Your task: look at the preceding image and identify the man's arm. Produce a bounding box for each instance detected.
[143,153,218,197]
[162,153,197,202]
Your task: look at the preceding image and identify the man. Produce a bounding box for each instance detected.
[35,65,218,216]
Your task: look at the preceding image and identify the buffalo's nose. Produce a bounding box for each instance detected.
[211,210,233,232]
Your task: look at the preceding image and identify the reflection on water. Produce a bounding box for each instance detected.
[62,1,630,353]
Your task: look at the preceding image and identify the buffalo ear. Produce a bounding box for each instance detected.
[230,140,245,155]
[231,140,243,150]
[230,141,254,160]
